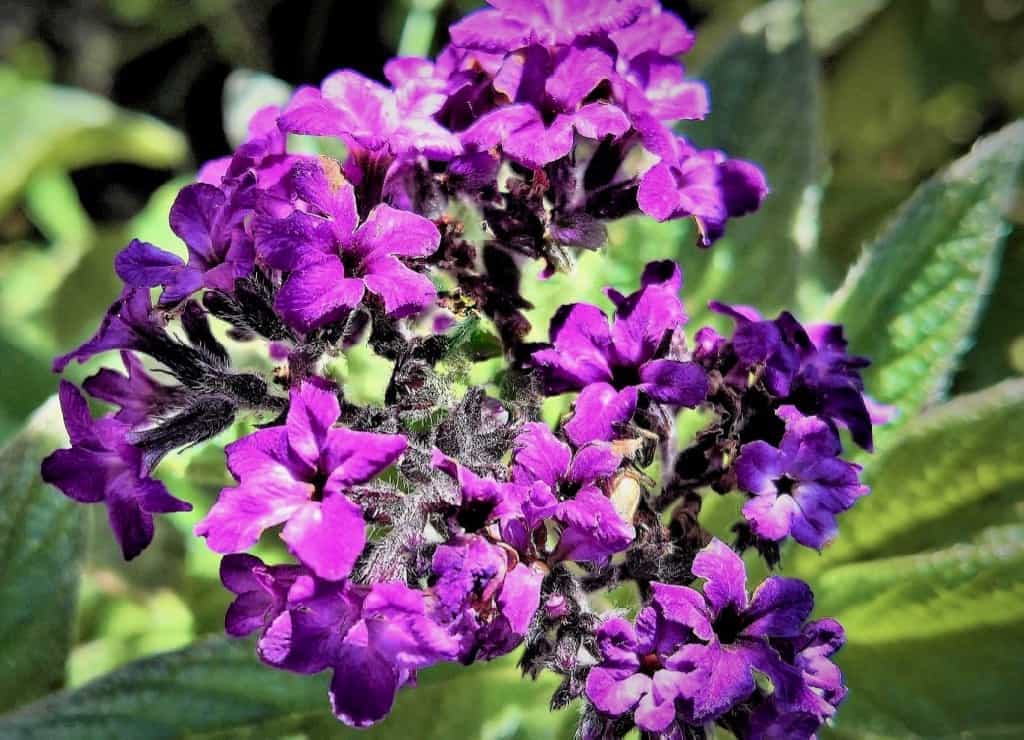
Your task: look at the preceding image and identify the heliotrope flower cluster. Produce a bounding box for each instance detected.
[42,2,880,737]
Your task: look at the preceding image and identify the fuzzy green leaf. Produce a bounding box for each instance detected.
[0,396,86,711]
[814,529,1024,737]
[0,638,562,740]
[824,120,1024,450]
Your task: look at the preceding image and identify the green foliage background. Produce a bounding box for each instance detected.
[0,1,1022,738]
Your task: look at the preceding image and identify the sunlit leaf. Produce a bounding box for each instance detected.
[815,529,1024,737]
[825,119,1024,450]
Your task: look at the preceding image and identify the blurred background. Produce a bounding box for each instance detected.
[1,0,1023,737]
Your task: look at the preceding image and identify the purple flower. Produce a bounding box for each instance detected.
[115,177,257,305]
[278,69,461,161]
[708,303,876,450]
[448,0,648,54]
[668,539,812,724]
[530,260,707,445]
[462,42,631,168]
[195,380,407,580]
[254,158,441,330]
[585,584,705,733]
[431,534,544,660]
[432,449,558,556]
[609,3,695,61]
[82,351,185,427]
[41,381,191,559]
[260,576,459,727]
[220,553,305,637]
[637,137,768,246]
[735,406,868,550]
[746,618,848,738]
[511,422,634,562]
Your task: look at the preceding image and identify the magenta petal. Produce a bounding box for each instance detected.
[546,45,614,109]
[107,494,154,561]
[286,381,341,473]
[169,183,224,260]
[675,642,756,722]
[532,303,614,392]
[194,479,308,554]
[353,204,441,260]
[499,563,544,637]
[566,442,622,485]
[511,422,571,488]
[57,379,98,447]
[735,441,785,495]
[572,103,630,141]
[275,259,365,333]
[41,448,106,503]
[742,492,799,542]
[502,114,575,167]
[650,582,713,641]
[363,582,460,668]
[448,9,529,52]
[634,675,680,732]
[322,428,407,489]
[586,667,650,716]
[329,645,399,728]
[691,539,748,614]
[564,383,638,446]
[278,97,350,137]
[744,577,814,639]
[253,211,336,271]
[637,162,681,222]
[287,158,359,237]
[115,239,184,287]
[281,495,365,581]
[362,255,437,318]
[555,487,634,562]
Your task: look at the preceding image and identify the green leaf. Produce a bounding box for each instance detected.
[0,395,86,712]
[824,119,1024,450]
[0,638,562,739]
[790,378,1024,575]
[0,67,187,216]
[678,0,825,314]
[813,530,1024,737]
[806,0,889,53]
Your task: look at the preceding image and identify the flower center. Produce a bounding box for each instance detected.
[639,653,662,676]
[712,606,744,645]
[775,475,797,496]
[310,470,328,502]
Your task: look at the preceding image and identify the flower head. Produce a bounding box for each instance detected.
[531,260,707,444]
[736,406,868,549]
[254,157,440,330]
[195,380,407,580]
